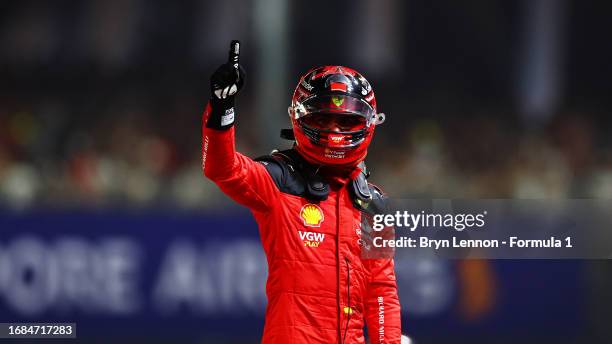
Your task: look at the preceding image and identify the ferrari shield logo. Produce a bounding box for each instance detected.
[331,96,344,107]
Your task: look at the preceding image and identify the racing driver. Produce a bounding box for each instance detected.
[202,40,401,343]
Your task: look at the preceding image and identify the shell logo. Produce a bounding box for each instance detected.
[300,203,324,227]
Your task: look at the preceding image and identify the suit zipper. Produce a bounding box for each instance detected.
[342,257,351,344]
[336,189,342,344]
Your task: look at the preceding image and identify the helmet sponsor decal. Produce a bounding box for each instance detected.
[295,89,308,102]
[328,133,348,147]
[330,82,348,92]
[324,149,346,159]
[300,203,324,227]
[358,75,372,92]
[300,79,314,91]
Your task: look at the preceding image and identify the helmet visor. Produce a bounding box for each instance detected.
[294,95,375,123]
[298,113,369,149]
[300,113,366,132]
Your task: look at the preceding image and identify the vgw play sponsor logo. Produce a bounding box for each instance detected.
[298,231,325,248]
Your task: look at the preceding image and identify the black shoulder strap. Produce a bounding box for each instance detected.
[361,183,389,216]
[256,149,386,210]
[255,149,329,202]
[349,162,371,207]
[349,164,388,214]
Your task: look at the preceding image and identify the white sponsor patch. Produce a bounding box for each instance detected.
[378,296,385,342]
[202,135,209,169]
[221,108,235,126]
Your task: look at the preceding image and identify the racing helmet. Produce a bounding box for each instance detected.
[288,66,385,166]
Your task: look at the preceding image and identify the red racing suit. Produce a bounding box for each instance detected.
[202,103,401,343]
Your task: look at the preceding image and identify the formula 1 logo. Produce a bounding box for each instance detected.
[300,204,324,227]
[299,231,325,248]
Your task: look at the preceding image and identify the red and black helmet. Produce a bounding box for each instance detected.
[288,66,385,166]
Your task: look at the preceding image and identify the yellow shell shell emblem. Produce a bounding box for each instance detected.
[300,204,324,227]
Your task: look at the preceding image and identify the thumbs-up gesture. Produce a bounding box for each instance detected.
[211,40,246,100]
[207,40,246,129]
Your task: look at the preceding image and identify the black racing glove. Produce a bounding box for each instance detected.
[207,40,246,130]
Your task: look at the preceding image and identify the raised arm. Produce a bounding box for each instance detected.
[202,41,278,213]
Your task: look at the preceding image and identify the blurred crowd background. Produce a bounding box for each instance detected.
[1,0,611,343]
[0,0,610,209]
